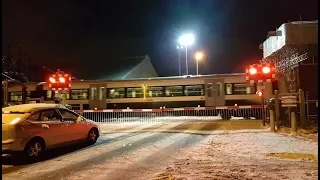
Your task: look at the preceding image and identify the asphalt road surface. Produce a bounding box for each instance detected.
[2,121,318,180]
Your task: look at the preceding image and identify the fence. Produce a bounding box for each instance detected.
[306,100,318,124]
[74,105,263,124]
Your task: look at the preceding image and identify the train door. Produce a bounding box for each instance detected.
[204,79,225,106]
[89,84,107,110]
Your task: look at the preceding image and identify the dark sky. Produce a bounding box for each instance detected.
[2,0,318,80]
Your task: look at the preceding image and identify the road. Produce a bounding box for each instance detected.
[2,121,318,180]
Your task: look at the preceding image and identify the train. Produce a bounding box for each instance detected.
[4,73,276,110]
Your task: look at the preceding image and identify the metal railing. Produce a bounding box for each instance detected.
[74,105,263,124]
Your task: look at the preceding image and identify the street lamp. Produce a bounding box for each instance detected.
[195,51,204,75]
[176,46,184,76]
[178,34,194,75]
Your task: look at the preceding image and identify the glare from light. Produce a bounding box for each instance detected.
[49,77,56,83]
[59,77,66,83]
[262,66,271,74]
[249,68,257,75]
[195,52,204,61]
[10,118,21,125]
[256,91,263,97]
[178,34,195,46]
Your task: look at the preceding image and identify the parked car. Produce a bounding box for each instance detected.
[2,103,100,160]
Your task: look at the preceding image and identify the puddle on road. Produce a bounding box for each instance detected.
[265,152,318,161]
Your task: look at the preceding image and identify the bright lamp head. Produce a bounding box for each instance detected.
[178,34,195,46]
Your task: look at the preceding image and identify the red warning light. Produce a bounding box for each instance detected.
[262,66,271,74]
[59,77,66,83]
[49,77,56,83]
[249,67,257,75]
[47,72,72,91]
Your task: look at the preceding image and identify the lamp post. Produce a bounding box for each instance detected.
[176,46,184,76]
[195,51,204,75]
[178,34,194,75]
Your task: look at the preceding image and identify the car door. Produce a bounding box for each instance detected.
[23,108,65,148]
[58,108,88,141]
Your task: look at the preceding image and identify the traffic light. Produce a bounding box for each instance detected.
[47,72,71,91]
[246,63,275,84]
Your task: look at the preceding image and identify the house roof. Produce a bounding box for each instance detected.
[99,55,150,80]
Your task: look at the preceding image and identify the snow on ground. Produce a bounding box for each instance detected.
[3,121,317,180]
[154,131,318,180]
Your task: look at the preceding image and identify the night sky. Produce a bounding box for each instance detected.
[2,0,318,80]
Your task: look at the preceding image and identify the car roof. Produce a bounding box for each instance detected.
[2,103,67,113]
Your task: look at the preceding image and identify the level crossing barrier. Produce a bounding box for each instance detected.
[74,105,263,124]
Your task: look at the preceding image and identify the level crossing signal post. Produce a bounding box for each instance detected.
[47,69,72,106]
[246,63,276,126]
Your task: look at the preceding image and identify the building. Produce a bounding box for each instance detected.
[101,55,158,80]
[260,20,318,100]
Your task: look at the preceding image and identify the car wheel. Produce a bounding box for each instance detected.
[24,139,44,161]
[87,128,99,145]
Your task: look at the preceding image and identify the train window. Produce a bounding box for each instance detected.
[127,87,144,98]
[90,87,98,100]
[147,87,163,97]
[54,91,70,100]
[9,92,22,102]
[184,85,203,96]
[71,89,89,100]
[99,87,106,100]
[165,86,183,97]
[233,83,255,95]
[107,88,125,99]
[47,91,53,99]
[225,84,233,95]
[207,83,213,97]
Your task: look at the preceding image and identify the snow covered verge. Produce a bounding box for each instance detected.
[153,132,318,180]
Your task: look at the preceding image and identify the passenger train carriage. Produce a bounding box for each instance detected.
[4,73,276,110]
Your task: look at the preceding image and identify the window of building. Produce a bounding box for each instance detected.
[127,87,144,98]
[314,56,318,64]
[147,87,163,97]
[233,83,255,95]
[90,87,97,100]
[71,89,89,100]
[165,86,183,97]
[10,92,22,102]
[107,88,125,99]
[301,56,318,65]
[99,87,106,100]
[225,84,233,95]
[184,85,204,96]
